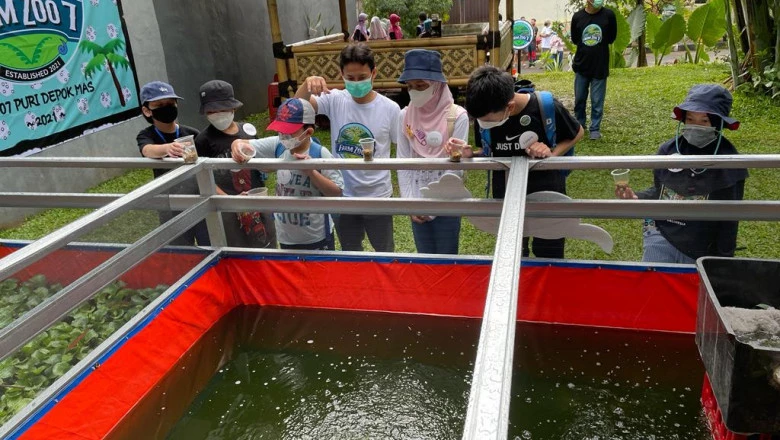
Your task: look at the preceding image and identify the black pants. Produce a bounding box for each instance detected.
[491,169,566,259]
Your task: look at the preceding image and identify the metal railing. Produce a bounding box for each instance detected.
[0,154,779,439]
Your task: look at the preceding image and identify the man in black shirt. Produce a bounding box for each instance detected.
[464,66,583,258]
[136,81,209,246]
[571,0,616,141]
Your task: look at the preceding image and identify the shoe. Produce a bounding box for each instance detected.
[589,131,602,140]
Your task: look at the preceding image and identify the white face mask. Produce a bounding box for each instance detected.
[279,132,306,150]
[207,112,234,131]
[478,108,510,129]
[408,84,435,107]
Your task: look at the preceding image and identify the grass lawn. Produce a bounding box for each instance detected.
[3,64,779,261]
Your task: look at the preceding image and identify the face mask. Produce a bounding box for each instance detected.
[207,112,234,131]
[279,132,306,150]
[478,108,509,129]
[409,85,435,107]
[592,0,604,8]
[151,105,178,123]
[344,78,373,98]
[682,124,719,148]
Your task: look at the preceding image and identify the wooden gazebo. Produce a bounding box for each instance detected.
[267,0,515,98]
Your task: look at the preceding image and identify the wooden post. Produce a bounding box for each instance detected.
[267,0,291,97]
[339,0,350,41]
[488,0,500,66]
[506,0,514,23]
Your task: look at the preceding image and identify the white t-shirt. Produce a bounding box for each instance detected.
[396,108,469,199]
[540,26,554,49]
[249,136,344,245]
[315,89,400,198]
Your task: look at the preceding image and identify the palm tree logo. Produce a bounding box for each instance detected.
[78,38,130,107]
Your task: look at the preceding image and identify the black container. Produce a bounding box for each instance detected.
[696,257,780,435]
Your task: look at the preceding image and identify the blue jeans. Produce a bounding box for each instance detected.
[642,221,695,264]
[411,216,461,254]
[574,73,607,132]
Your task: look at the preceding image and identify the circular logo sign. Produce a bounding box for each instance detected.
[0,2,84,82]
[512,20,534,50]
[582,24,604,47]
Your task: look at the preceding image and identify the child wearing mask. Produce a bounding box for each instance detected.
[296,43,401,252]
[616,84,748,264]
[136,81,209,246]
[352,13,369,41]
[396,50,469,254]
[231,98,344,250]
[195,79,276,248]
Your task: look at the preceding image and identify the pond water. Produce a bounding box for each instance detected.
[163,307,709,440]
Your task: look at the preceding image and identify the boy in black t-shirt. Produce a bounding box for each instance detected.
[462,66,584,258]
[136,81,209,246]
[195,80,276,249]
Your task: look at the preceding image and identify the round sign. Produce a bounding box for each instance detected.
[512,20,534,50]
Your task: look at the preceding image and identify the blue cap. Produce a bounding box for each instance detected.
[398,49,447,84]
[140,81,182,105]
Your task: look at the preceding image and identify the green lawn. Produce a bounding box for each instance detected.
[2,63,779,261]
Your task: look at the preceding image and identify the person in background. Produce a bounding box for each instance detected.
[231,98,344,250]
[528,18,539,66]
[550,31,566,67]
[296,43,400,252]
[352,13,369,42]
[539,20,554,55]
[194,80,276,248]
[396,50,469,255]
[136,81,209,246]
[416,12,427,36]
[389,13,403,40]
[464,66,583,259]
[419,18,433,38]
[571,0,617,140]
[615,84,747,264]
[369,16,389,40]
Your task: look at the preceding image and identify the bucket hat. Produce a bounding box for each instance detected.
[398,49,447,84]
[199,80,243,114]
[672,84,739,130]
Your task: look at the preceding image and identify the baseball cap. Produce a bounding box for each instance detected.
[199,80,243,114]
[140,81,182,105]
[267,98,316,134]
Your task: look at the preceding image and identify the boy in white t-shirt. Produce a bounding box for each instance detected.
[296,43,400,252]
[231,98,343,250]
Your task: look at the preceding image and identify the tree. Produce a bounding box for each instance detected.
[78,39,131,107]
[362,0,453,38]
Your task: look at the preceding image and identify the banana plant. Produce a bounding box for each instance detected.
[685,0,728,63]
[609,5,646,69]
[647,13,686,66]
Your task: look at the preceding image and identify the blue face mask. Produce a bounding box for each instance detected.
[592,0,604,8]
[344,78,373,98]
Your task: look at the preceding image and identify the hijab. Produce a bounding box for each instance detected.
[403,81,467,157]
[368,16,388,40]
[390,14,403,39]
[354,13,369,40]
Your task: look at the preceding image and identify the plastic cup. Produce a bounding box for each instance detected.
[359,137,375,162]
[611,169,630,187]
[447,137,466,162]
[246,187,268,196]
[237,142,256,161]
[175,135,197,164]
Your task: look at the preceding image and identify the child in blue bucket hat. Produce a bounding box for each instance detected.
[616,84,748,263]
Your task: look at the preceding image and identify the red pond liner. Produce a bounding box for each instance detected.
[18,257,699,440]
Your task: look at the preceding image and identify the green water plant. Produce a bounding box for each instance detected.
[0,276,168,423]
